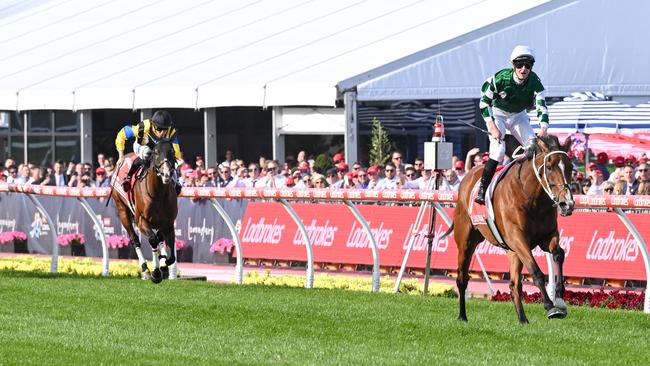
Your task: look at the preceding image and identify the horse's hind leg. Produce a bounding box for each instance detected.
[455,215,482,322]
[507,251,528,324]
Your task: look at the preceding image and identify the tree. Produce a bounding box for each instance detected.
[368,117,392,166]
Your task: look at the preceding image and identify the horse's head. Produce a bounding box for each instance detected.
[151,139,175,185]
[532,135,574,216]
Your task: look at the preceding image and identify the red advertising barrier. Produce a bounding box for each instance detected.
[240,202,650,281]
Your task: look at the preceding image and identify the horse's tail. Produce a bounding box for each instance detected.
[440,223,454,239]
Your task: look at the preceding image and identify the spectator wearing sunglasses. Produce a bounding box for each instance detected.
[374,162,399,190]
[475,45,548,205]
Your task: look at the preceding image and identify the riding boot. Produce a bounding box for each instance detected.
[122,157,143,192]
[475,158,499,205]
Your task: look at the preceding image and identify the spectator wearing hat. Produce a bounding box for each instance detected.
[608,155,626,183]
[325,167,339,188]
[375,162,398,190]
[362,166,379,189]
[454,160,466,181]
[592,152,610,180]
[331,163,348,188]
[585,168,605,195]
[94,167,110,187]
[333,153,345,164]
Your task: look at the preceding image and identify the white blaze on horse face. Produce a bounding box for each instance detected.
[161,161,172,184]
[558,159,574,210]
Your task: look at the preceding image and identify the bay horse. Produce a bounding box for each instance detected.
[112,139,178,284]
[452,135,574,323]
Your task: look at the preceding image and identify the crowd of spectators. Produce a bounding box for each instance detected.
[1,148,649,196]
[1,153,114,188]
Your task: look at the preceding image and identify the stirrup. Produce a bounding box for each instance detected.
[474,185,486,205]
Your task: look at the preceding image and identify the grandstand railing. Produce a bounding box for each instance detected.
[1,183,648,313]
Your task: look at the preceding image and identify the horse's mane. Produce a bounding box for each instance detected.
[537,135,561,151]
[522,135,561,160]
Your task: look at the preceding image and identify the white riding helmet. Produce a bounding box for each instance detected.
[510,45,535,63]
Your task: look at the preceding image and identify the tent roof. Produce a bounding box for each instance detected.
[351,0,650,102]
[0,0,547,110]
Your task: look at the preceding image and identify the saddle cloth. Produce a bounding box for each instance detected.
[114,154,142,206]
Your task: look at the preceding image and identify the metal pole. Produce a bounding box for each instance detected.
[423,173,439,295]
[209,198,244,285]
[393,176,436,293]
[279,198,314,289]
[614,208,650,314]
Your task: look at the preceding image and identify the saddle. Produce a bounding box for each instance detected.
[468,157,525,248]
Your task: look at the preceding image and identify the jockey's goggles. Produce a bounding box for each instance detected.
[152,124,169,134]
[514,61,533,70]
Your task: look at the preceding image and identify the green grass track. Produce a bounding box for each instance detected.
[1,270,649,365]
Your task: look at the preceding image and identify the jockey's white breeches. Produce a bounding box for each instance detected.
[488,108,536,162]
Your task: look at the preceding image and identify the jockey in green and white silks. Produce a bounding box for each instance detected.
[475,45,549,205]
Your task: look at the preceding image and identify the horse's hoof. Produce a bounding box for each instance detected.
[547,307,567,319]
[554,298,567,310]
[151,268,163,284]
[141,270,150,280]
[160,266,169,279]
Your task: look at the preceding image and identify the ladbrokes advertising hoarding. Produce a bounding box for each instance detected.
[240,202,649,281]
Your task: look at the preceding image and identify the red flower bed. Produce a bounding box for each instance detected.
[491,289,645,311]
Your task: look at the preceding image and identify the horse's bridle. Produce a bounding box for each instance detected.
[153,157,174,181]
[531,150,572,207]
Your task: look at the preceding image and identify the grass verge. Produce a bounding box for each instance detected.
[0,270,648,365]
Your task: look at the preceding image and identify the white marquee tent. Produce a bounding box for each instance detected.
[343,0,650,102]
[0,0,549,111]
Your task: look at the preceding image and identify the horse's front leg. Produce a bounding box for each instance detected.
[548,234,568,313]
[145,229,165,284]
[157,227,176,279]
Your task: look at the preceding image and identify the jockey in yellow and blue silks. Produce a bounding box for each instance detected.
[474,45,549,205]
[115,110,183,194]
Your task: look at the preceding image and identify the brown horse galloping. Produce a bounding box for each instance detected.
[452,135,573,323]
[112,139,178,283]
